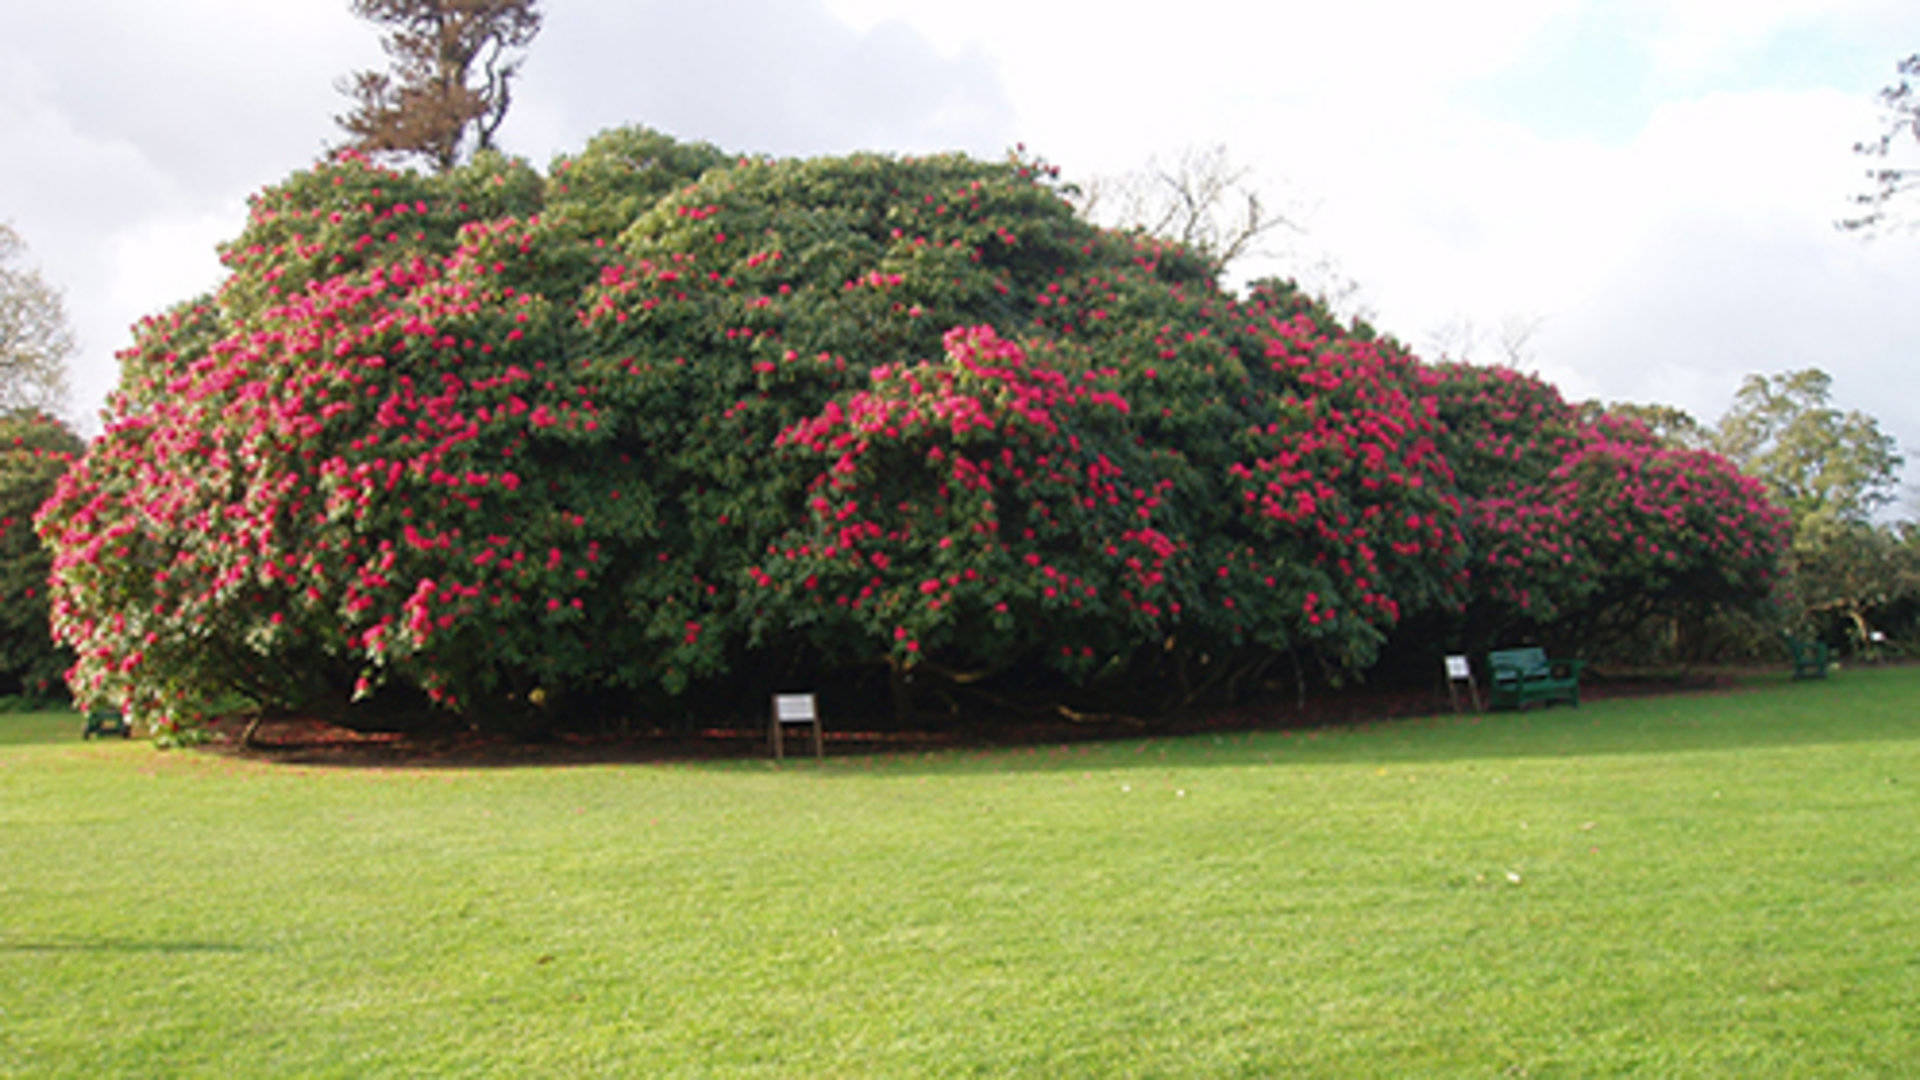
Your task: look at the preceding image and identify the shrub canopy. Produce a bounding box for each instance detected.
[38,130,1789,733]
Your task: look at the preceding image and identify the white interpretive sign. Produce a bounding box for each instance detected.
[1443,655,1481,713]
[770,693,823,760]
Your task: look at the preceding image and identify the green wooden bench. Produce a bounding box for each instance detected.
[1783,634,1830,680]
[82,707,131,740]
[1488,647,1583,710]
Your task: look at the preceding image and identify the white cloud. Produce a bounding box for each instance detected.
[822,0,1584,177]
[1524,87,1920,453]
[91,211,232,384]
[3,0,370,428]
[497,1,1015,160]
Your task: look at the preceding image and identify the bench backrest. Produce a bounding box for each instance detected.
[1488,647,1550,678]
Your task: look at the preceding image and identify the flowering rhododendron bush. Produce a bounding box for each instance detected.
[0,412,80,698]
[757,327,1166,687]
[1429,365,1789,636]
[38,128,1787,734]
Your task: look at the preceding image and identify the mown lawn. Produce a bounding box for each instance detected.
[3,667,1917,1077]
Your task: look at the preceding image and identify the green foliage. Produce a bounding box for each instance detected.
[37,134,1789,733]
[1590,400,1708,450]
[0,411,79,698]
[1787,516,1920,652]
[215,147,546,308]
[1714,368,1903,527]
[545,126,734,241]
[1426,362,1586,491]
[1713,368,1913,653]
[1427,369,1786,650]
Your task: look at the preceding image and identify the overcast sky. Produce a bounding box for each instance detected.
[4,0,1917,486]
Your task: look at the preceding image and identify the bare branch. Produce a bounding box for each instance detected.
[1075,144,1296,272]
[1840,53,1920,233]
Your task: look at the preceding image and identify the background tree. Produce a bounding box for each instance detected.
[1841,52,1920,232]
[0,224,72,415]
[1713,368,1903,527]
[1788,517,1920,650]
[336,0,543,173]
[1715,368,1913,652]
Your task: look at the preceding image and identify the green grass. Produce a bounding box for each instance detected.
[3,668,1918,1077]
[0,709,90,747]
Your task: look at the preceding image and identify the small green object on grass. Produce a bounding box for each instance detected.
[1783,632,1831,680]
[1487,645,1583,709]
[81,707,130,740]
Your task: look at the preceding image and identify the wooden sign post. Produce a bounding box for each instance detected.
[1444,654,1482,713]
[771,693,823,760]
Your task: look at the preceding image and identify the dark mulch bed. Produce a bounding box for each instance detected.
[201,666,1755,769]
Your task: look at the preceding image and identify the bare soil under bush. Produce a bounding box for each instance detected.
[200,666,1766,769]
